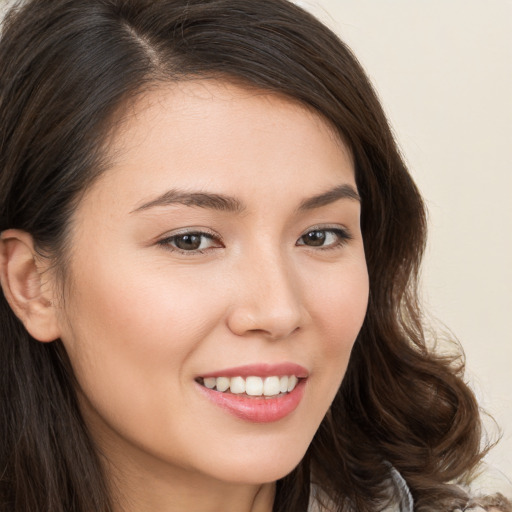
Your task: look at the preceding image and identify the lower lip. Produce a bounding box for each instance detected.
[196,379,306,423]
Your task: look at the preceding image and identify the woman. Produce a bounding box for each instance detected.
[0,1,509,511]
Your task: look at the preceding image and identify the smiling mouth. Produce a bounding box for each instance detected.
[196,375,300,398]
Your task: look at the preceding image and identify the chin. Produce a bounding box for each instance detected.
[202,440,310,485]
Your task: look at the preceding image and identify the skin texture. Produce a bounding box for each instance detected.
[4,81,369,511]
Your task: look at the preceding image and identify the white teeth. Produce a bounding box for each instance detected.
[230,376,246,394]
[263,376,281,396]
[216,377,230,392]
[245,376,264,396]
[203,377,216,389]
[287,375,298,392]
[201,375,300,396]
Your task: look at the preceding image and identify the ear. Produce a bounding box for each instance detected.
[0,229,61,342]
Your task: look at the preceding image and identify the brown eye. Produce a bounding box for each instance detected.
[297,228,352,249]
[302,230,326,246]
[173,234,204,250]
[159,231,221,253]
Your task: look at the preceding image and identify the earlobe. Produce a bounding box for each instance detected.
[0,229,61,342]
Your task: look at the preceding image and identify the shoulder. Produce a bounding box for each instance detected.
[385,465,512,512]
[308,467,414,512]
[384,467,414,512]
[395,464,512,512]
[397,464,512,512]
[458,464,512,511]
[308,465,512,512]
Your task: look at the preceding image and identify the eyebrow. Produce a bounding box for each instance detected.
[297,184,360,211]
[131,184,360,214]
[131,190,245,214]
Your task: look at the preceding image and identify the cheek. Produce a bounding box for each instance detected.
[57,256,215,420]
[61,251,224,354]
[57,255,230,448]
[308,257,369,347]
[301,256,369,406]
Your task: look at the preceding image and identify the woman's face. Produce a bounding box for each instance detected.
[56,81,369,486]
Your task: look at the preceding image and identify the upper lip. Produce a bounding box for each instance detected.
[199,362,309,379]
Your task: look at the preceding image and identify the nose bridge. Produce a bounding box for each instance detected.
[227,242,304,340]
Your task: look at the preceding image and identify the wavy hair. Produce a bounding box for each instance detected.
[0,1,490,510]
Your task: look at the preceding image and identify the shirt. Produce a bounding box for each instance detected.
[307,464,512,512]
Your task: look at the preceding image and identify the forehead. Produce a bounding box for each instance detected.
[109,79,348,161]
[81,79,355,215]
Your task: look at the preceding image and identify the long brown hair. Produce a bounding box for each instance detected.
[0,1,489,510]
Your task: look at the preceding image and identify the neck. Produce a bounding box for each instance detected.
[97,433,275,512]
[114,480,275,512]
[111,470,275,512]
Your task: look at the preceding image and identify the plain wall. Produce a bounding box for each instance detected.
[294,0,512,477]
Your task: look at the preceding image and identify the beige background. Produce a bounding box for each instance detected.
[294,0,512,477]
[2,0,511,478]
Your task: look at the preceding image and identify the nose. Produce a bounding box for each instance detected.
[226,249,307,341]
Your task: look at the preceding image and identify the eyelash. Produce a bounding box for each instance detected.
[157,226,352,255]
[157,229,222,254]
[296,227,352,250]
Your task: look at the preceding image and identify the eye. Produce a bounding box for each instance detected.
[297,227,351,249]
[158,231,222,253]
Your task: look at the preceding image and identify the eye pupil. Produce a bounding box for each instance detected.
[304,231,326,246]
[175,234,202,250]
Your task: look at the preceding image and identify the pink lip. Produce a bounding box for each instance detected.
[199,362,309,379]
[196,378,306,423]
